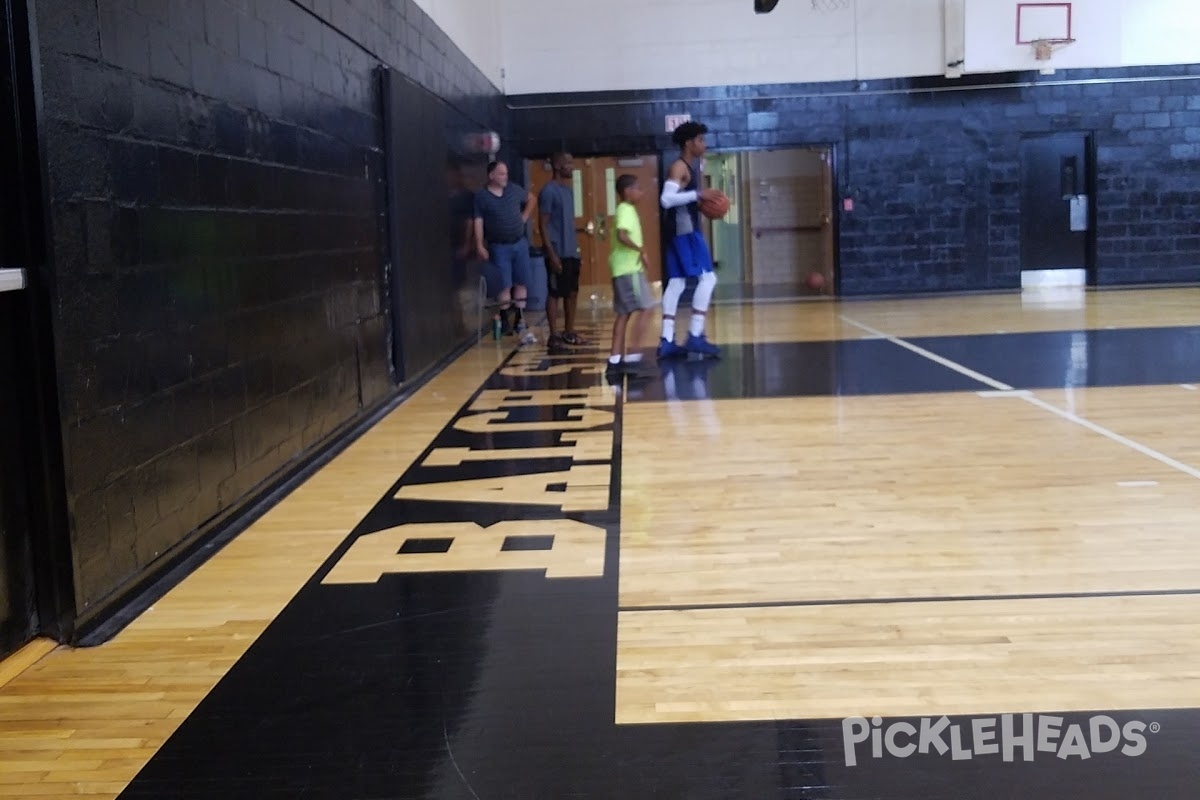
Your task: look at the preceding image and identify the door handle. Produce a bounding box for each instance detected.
[0,268,27,293]
[584,220,596,236]
[1061,156,1079,199]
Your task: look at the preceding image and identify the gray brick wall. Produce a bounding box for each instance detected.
[509,66,1200,294]
[36,0,506,621]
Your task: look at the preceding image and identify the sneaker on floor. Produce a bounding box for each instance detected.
[621,370,654,383]
[685,333,720,359]
[657,338,688,360]
[606,360,653,383]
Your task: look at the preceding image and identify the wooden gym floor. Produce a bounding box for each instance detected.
[3,287,1200,798]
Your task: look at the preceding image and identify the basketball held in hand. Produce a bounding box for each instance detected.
[699,191,730,220]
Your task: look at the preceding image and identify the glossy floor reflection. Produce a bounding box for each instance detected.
[627,340,991,401]
[7,291,1200,799]
[910,325,1200,390]
[628,325,1200,403]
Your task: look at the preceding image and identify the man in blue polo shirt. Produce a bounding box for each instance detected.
[474,160,536,335]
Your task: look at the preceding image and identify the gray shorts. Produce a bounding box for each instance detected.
[612,271,654,316]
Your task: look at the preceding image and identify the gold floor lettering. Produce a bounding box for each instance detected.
[506,351,608,366]
[422,431,615,467]
[454,408,615,434]
[470,387,615,411]
[322,520,607,584]
[326,348,615,580]
[500,362,604,377]
[395,464,612,511]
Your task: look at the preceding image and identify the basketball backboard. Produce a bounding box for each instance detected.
[1016,2,1072,44]
[1016,3,1075,73]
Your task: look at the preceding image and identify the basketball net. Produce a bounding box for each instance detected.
[1031,38,1074,75]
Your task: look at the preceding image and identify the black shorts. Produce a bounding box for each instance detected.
[547,257,581,298]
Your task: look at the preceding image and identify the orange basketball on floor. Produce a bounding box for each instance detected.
[699,191,730,219]
[806,272,825,292]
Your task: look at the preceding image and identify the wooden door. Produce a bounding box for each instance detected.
[527,155,592,262]
[584,155,661,291]
[527,155,661,296]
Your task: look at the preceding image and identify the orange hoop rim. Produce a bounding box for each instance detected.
[1032,37,1076,59]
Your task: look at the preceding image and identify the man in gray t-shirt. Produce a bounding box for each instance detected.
[539,152,587,346]
[473,160,535,335]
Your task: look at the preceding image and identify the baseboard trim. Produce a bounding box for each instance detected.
[1021,268,1087,288]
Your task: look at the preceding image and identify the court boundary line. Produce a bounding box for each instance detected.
[839,313,1200,482]
[618,587,1200,614]
[838,316,1014,391]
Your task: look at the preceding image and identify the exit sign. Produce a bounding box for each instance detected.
[665,114,691,132]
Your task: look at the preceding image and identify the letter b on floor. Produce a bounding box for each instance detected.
[322,520,607,584]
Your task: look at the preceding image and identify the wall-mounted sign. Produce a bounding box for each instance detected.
[665,114,691,133]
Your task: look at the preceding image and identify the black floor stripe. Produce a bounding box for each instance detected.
[619,587,1200,613]
[113,335,1200,800]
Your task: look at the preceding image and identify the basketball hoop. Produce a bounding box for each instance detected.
[1031,37,1075,73]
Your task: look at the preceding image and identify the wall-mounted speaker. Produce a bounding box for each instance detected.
[755,0,780,12]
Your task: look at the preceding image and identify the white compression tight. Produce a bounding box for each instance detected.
[661,271,717,341]
[692,270,717,312]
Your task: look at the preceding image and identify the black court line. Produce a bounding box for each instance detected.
[619,587,1200,614]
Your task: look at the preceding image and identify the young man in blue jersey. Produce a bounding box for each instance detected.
[658,121,722,360]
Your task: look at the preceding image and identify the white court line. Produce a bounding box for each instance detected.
[978,390,1032,399]
[839,313,1200,483]
[1117,481,1159,488]
[839,316,1013,391]
[1022,394,1200,481]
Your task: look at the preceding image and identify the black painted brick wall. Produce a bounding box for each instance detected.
[35,0,505,621]
[509,66,1200,294]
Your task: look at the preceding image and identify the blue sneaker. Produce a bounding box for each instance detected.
[656,337,688,360]
[685,333,720,359]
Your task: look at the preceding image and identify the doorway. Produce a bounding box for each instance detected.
[699,153,745,284]
[744,146,835,295]
[526,154,662,298]
[1019,133,1094,286]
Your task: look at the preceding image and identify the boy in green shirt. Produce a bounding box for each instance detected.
[607,174,655,379]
